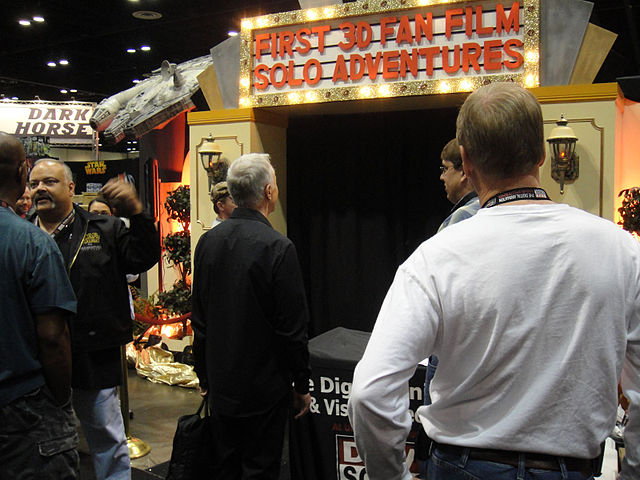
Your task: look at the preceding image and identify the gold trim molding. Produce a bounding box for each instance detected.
[188,108,288,128]
[533,83,619,104]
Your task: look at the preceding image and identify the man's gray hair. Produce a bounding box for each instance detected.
[456,82,544,179]
[33,158,74,183]
[227,153,274,209]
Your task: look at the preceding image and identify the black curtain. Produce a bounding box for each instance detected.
[287,107,459,337]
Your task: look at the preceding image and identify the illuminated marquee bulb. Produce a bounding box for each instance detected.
[241,19,253,30]
[240,77,250,89]
[525,50,539,63]
[438,81,451,93]
[459,79,473,92]
[525,74,538,88]
[417,0,430,5]
[305,91,319,102]
[288,92,302,104]
[322,7,334,17]
[256,16,268,28]
[306,9,318,20]
[377,85,392,97]
[359,86,373,98]
[239,97,251,107]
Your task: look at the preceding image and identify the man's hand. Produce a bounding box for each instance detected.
[199,387,208,398]
[293,392,311,419]
[100,178,143,217]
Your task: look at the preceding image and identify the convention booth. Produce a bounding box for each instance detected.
[185,0,638,478]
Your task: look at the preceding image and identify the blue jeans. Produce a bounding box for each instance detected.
[0,386,79,479]
[73,387,130,480]
[427,447,595,480]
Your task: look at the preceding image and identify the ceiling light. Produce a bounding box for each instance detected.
[70,89,77,93]
[12,97,18,100]
[60,89,68,94]
[140,45,151,51]
[59,59,69,65]
[19,19,31,26]
[132,11,162,20]
[228,30,239,37]
[32,16,45,22]
[132,79,141,84]
[127,48,136,53]
[47,61,56,67]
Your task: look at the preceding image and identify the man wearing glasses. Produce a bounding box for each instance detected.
[437,138,480,232]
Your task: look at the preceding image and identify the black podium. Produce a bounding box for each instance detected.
[290,327,426,479]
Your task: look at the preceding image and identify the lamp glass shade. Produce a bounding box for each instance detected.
[199,137,223,170]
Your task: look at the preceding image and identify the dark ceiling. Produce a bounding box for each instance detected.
[1,0,639,104]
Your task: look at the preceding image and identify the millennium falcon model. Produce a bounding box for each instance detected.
[90,55,212,144]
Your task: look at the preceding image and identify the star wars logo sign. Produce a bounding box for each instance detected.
[336,435,419,480]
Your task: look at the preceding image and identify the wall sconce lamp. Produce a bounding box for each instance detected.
[198,133,225,191]
[546,115,578,194]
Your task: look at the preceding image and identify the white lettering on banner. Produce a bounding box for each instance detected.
[320,376,352,399]
[336,435,419,479]
[0,101,95,145]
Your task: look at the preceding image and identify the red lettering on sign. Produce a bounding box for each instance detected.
[356,22,373,48]
[483,39,503,70]
[365,52,383,80]
[380,16,396,46]
[476,6,494,35]
[270,63,287,87]
[254,64,269,90]
[442,45,461,73]
[497,2,520,34]
[418,46,440,76]
[303,59,322,85]
[287,60,303,86]
[312,25,331,53]
[279,31,295,58]
[465,7,473,37]
[414,13,433,42]
[382,50,400,79]
[400,49,419,78]
[333,55,349,82]
[445,8,464,39]
[295,28,312,54]
[462,42,482,72]
[503,38,524,68]
[339,22,356,51]
[350,54,366,81]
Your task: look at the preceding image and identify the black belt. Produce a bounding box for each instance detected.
[432,441,596,476]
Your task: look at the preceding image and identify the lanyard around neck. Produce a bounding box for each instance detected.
[482,187,550,208]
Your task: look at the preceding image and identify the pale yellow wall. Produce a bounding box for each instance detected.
[539,100,616,219]
[533,84,619,221]
[188,109,288,262]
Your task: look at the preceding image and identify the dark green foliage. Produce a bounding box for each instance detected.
[157,280,192,316]
[619,187,640,236]
[159,185,192,315]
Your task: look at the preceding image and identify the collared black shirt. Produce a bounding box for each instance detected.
[192,207,311,416]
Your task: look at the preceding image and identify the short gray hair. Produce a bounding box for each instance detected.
[33,158,74,183]
[227,153,274,209]
[456,82,544,178]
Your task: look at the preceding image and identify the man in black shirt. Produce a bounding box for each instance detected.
[193,153,311,479]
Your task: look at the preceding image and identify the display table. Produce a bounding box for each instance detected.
[291,327,425,479]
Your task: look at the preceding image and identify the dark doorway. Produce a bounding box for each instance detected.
[287,107,459,337]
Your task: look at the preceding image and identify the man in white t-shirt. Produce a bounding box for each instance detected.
[348,82,640,480]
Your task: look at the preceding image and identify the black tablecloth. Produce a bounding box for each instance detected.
[290,327,426,479]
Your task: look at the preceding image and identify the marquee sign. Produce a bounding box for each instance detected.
[239,0,539,107]
[0,100,95,145]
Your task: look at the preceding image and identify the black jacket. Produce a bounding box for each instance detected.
[192,208,311,416]
[31,204,159,351]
